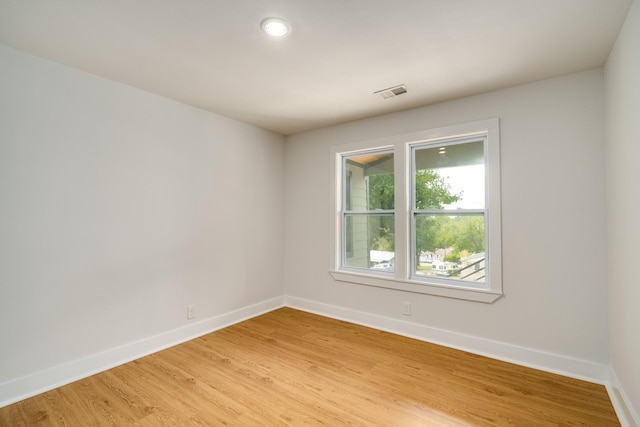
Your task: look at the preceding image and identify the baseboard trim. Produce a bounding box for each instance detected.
[285,296,610,385]
[607,367,640,427]
[0,295,619,415]
[0,296,285,408]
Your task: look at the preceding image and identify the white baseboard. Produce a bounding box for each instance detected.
[0,296,285,408]
[607,367,640,427]
[285,295,610,384]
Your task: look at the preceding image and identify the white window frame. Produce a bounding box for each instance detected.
[329,119,502,303]
[341,148,395,274]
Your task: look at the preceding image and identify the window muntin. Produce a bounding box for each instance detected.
[342,151,395,273]
[411,138,488,287]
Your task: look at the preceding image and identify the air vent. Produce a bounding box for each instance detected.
[374,84,408,99]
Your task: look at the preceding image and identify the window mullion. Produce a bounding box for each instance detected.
[393,142,409,280]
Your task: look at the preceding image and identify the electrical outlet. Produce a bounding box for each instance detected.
[402,302,411,316]
[187,305,196,320]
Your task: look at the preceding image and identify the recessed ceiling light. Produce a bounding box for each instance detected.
[260,17,291,38]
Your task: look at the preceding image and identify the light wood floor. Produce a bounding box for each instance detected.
[0,307,619,426]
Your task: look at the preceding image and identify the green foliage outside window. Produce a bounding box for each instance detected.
[367,170,484,258]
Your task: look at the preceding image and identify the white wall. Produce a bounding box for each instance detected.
[0,45,285,404]
[605,0,640,423]
[285,69,609,377]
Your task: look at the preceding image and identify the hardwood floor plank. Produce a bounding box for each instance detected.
[0,307,619,426]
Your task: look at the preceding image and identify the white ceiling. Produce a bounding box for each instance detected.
[0,0,633,135]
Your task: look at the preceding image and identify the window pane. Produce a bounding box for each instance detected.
[414,214,485,283]
[414,140,484,210]
[345,152,394,211]
[344,213,394,272]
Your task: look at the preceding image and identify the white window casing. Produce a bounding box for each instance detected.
[329,118,502,303]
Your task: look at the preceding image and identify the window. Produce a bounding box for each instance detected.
[330,119,502,303]
[343,150,395,273]
[411,138,486,285]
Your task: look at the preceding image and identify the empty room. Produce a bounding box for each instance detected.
[0,1,638,425]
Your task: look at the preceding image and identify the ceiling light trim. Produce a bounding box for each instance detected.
[260,17,291,38]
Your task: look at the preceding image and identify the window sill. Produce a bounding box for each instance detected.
[329,270,503,303]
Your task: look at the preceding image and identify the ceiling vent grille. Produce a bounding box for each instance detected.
[374,84,407,99]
